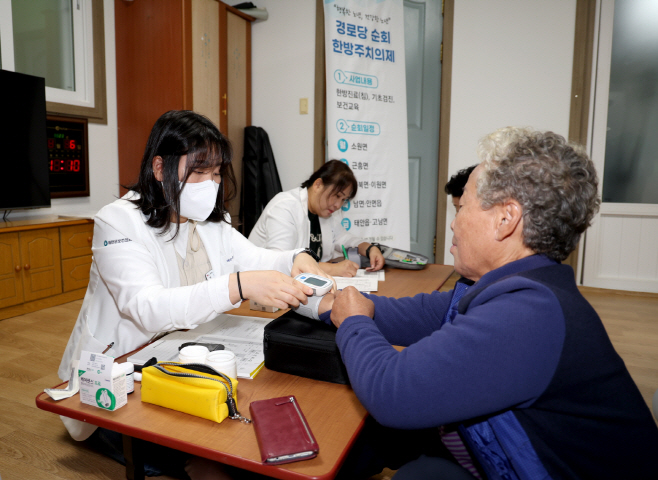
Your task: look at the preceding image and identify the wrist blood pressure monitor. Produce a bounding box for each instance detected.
[294,273,333,296]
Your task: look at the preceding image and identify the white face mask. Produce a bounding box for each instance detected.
[178,180,220,221]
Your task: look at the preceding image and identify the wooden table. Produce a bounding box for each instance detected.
[36,265,454,480]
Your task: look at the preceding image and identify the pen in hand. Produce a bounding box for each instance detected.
[341,245,348,260]
[102,342,114,354]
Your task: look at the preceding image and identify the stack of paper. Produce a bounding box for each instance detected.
[128,314,272,379]
[333,269,384,292]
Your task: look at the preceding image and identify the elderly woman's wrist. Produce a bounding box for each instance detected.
[318,293,335,315]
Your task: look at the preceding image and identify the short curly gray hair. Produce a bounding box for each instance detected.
[476,127,600,262]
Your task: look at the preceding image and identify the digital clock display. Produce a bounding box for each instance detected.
[47,115,89,197]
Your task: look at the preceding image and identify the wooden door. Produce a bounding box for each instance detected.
[0,233,24,309]
[220,4,253,223]
[115,0,252,216]
[191,0,221,128]
[115,0,192,195]
[19,229,62,302]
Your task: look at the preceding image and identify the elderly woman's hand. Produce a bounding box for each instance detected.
[330,286,374,328]
[318,292,336,316]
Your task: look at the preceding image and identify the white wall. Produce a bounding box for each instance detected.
[442,0,577,263]
[12,0,119,221]
[14,0,578,265]
[249,0,578,264]
[250,0,318,192]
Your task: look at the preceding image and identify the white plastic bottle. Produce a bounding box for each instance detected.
[121,362,135,394]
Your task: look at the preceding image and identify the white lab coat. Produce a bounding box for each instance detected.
[248,187,364,261]
[58,192,297,440]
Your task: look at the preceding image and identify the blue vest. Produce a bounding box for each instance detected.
[455,264,658,479]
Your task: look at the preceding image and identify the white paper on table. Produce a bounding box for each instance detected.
[334,275,379,292]
[356,269,385,281]
[191,314,271,342]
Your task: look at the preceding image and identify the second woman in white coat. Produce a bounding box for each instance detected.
[248,160,385,277]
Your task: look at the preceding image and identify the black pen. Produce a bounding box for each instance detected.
[102,342,114,354]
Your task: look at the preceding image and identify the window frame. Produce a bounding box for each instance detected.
[0,0,107,124]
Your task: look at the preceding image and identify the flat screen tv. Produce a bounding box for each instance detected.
[0,69,51,213]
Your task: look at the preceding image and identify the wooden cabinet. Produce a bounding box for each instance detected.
[0,217,93,320]
[19,228,63,302]
[0,228,62,308]
[115,0,253,220]
[60,224,94,292]
[0,233,24,308]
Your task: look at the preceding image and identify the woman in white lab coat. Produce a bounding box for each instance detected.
[248,160,385,277]
[57,111,325,475]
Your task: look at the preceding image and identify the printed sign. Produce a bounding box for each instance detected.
[324,0,410,249]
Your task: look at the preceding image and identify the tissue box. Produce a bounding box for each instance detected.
[78,350,127,411]
[249,299,279,313]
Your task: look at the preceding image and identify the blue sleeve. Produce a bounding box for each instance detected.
[335,278,566,429]
[320,291,452,346]
[367,291,452,346]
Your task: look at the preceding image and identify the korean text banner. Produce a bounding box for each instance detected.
[324,0,410,250]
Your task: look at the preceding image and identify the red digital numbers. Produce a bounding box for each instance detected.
[49,159,81,173]
[47,138,78,150]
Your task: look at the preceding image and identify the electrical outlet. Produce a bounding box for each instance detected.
[300,98,309,115]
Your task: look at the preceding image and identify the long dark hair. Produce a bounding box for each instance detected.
[300,159,358,200]
[125,110,236,237]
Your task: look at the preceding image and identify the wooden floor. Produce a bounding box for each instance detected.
[0,273,656,480]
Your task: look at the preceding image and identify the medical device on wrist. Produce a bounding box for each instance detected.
[294,273,333,296]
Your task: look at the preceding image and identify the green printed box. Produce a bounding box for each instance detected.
[79,350,127,411]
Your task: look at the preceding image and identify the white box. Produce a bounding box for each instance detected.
[79,351,127,411]
[249,299,279,313]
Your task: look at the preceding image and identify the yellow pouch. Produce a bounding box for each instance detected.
[141,362,249,424]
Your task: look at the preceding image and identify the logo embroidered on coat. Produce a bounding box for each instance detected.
[103,238,132,246]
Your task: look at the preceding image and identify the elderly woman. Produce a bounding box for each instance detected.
[314,127,658,479]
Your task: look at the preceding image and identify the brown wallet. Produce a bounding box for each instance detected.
[249,395,319,465]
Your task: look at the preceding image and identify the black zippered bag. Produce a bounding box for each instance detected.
[263,310,350,385]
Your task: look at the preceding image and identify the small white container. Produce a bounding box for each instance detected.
[120,362,135,394]
[178,345,209,364]
[206,350,238,379]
